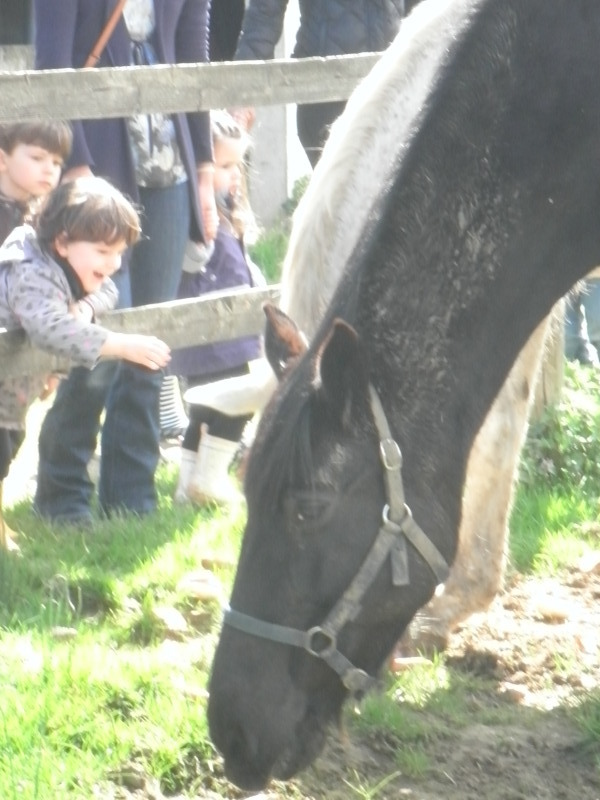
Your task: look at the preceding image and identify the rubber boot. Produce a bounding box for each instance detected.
[0,481,20,554]
[173,448,197,504]
[187,427,241,507]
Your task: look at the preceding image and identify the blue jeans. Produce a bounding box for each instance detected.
[35,182,191,520]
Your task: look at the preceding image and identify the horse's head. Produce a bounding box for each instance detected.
[208,305,445,789]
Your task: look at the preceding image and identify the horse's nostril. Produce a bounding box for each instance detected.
[215,716,272,791]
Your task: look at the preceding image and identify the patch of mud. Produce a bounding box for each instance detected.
[291,567,600,800]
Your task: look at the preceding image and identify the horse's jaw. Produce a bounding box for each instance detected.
[208,632,346,789]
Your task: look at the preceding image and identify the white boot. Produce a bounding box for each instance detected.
[173,448,197,504]
[187,429,241,507]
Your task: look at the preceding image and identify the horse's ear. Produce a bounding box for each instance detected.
[263,303,308,380]
[317,319,368,425]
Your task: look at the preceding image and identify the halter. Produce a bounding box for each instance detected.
[223,385,450,698]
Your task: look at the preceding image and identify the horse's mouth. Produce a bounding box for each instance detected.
[271,720,328,782]
[221,709,329,790]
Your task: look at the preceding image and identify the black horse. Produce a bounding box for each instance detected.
[208,0,600,789]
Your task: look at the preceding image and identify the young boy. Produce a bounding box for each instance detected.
[0,120,73,552]
[0,120,72,244]
[0,176,171,551]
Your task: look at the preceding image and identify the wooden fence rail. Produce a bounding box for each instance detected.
[1,286,281,379]
[0,54,378,377]
[0,54,380,122]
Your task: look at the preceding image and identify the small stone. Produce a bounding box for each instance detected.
[534,601,569,623]
[152,606,188,634]
[389,655,433,673]
[50,626,78,640]
[177,569,224,602]
[501,682,527,703]
[578,551,600,574]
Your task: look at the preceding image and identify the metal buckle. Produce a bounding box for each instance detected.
[379,437,402,470]
[305,626,337,658]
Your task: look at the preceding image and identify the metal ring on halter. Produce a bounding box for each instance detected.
[382,502,412,528]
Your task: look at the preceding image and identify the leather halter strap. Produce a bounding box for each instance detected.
[223,385,450,698]
[368,386,449,586]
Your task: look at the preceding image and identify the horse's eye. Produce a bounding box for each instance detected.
[284,492,333,529]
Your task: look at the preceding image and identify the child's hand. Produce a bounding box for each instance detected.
[101,333,171,369]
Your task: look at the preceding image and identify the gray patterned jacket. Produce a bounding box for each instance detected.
[0,225,118,429]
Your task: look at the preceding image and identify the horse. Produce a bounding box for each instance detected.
[208,0,600,790]
[277,19,557,653]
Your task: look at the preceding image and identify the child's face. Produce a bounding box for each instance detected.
[213,137,245,200]
[54,236,127,294]
[0,143,63,202]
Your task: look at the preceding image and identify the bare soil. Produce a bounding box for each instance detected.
[284,565,600,800]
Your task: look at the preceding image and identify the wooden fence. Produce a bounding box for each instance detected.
[0,54,380,377]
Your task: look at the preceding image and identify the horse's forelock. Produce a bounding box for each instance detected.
[280,0,479,339]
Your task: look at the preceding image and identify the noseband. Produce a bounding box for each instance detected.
[223,385,450,698]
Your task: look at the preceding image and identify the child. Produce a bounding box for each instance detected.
[0,120,73,552]
[0,176,171,550]
[169,111,264,505]
[0,120,72,245]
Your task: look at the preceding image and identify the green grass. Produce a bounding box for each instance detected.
[0,475,241,799]
[249,174,310,284]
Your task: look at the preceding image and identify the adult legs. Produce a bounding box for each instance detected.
[99,182,190,514]
[564,286,599,366]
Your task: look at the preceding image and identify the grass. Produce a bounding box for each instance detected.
[0,477,240,798]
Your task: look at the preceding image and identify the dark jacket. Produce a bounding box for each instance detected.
[0,193,27,248]
[170,226,262,377]
[34,0,212,242]
[235,0,405,61]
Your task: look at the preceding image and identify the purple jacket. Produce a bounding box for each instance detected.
[34,0,212,242]
[170,226,262,377]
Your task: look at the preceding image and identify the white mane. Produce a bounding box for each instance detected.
[280,0,478,337]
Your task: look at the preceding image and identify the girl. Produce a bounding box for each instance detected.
[0,176,170,548]
[170,111,264,505]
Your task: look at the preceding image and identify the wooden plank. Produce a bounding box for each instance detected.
[0,285,280,378]
[0,54,380,122]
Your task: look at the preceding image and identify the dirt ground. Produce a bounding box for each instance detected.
[285,564,600,800]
